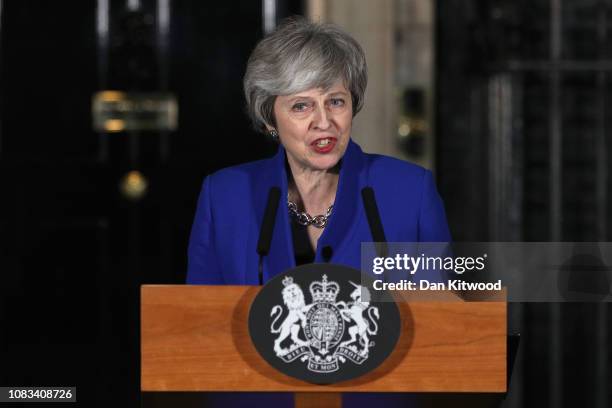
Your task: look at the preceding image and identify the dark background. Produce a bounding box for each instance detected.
[438,1,611,407]
[0,0,610,407]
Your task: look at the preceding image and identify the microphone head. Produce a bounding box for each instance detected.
[322,246,333,262]
[361,186,388,257]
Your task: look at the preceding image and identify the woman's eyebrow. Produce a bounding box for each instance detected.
[328,90,349,97]
[287,91,348,102]
[287,95,314,101]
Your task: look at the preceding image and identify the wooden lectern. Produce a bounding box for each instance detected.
[141,285,506,408]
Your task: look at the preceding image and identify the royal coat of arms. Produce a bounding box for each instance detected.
[269,274,380,373]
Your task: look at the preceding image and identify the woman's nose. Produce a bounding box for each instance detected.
[313,105,331,130]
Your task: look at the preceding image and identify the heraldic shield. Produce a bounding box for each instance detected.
[248,264,401,384]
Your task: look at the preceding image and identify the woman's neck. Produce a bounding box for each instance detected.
[286,158,339,215]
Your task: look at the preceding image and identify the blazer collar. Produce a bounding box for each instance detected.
[253,139,364,281]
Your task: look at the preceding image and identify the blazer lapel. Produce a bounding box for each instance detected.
[314,139,363,262]
[251,139,365,279]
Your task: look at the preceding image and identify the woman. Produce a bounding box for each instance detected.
[187,17,450,407]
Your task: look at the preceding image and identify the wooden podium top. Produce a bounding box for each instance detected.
[141,285,506,393]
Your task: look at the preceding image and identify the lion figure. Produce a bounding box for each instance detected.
[270,282,311,356]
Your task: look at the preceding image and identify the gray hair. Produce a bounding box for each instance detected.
[243,17,368,133]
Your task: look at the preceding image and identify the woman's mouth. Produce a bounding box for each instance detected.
[311,137,337,154]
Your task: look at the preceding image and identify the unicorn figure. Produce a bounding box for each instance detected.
[338,281,380,356]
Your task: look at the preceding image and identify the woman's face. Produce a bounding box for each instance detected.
[271,80,353,172]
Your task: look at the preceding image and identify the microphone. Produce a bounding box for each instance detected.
[322,246,333,262]
[257,187,281,285]
[361,187,388,258]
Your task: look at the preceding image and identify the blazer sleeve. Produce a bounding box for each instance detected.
[186,175,224,284]
[418,170,452,242]
[417,170,452,283]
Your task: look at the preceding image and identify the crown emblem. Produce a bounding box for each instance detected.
[282,276,294,287]
[309,274,340,303]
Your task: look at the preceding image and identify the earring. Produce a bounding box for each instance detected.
[269,129,279,141]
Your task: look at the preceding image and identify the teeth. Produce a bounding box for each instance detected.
[316,138,331,147]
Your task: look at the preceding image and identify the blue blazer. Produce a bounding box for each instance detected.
[187,139,451,285]
[186,139,451,407]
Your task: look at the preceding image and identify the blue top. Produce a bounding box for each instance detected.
[186,139,451,407]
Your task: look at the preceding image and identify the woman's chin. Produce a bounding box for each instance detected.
[306,155,342,171]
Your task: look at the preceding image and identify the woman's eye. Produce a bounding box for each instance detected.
[330,98,345,107]
[291,102,311,112]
